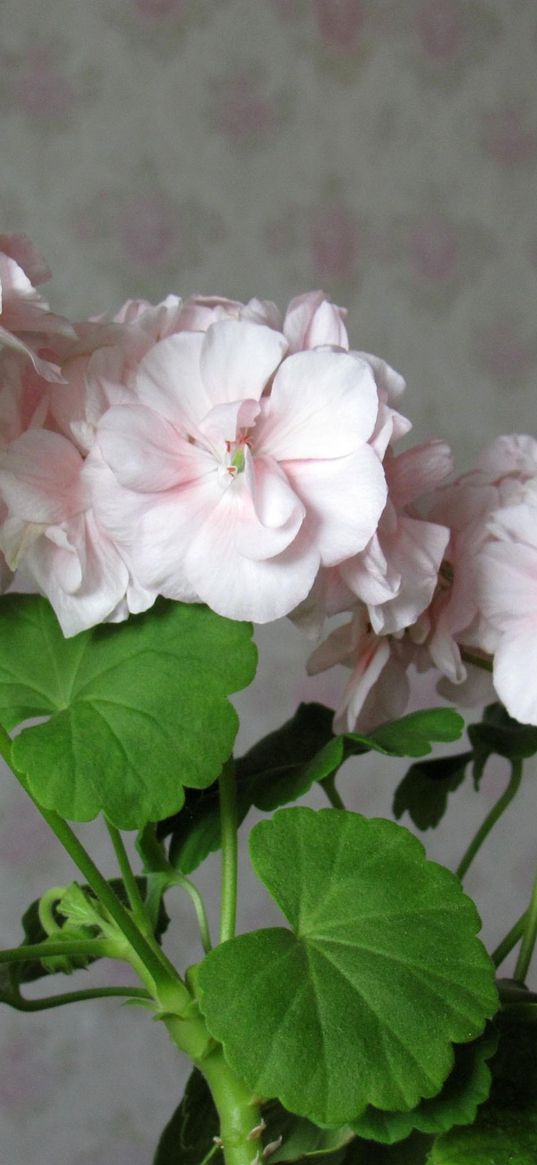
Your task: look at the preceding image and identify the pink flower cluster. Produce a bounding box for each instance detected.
[0,234,536,728]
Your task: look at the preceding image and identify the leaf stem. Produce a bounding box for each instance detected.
[0,723,187,1002]
[169,872,213,954]
[492,910,528,969]
[8,986,152,1012]
[515,866,537,984]
[219,759,238,945]
[105,821,151,935]
[0,938,112,964]
[456,758,523,881]
[321,772,346,810]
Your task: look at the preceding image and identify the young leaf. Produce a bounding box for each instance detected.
[351,1027,496,1144]
[3,877,168,988]
[427,1012,537,1163]
[393,753,472,831]
[0,594,257,828]
[196,807,498,1128]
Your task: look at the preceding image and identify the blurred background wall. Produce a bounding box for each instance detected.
[1,2,536,1161]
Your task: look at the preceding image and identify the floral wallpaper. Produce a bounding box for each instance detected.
[1,0,536,1159]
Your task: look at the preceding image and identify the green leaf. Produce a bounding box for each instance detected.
[427,1013,537,1164]
[158,706,465,875]
[197,807,498,1127]
[367,709,465,757]
[159,703,335,874]
[468,703,537,785]
[153,1069,354,1165]
[393,754,472,831]
[0,594,257,828]
[351,1028,496,1144]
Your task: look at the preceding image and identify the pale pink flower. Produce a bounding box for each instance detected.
[0,429,150,636]
[477,484,537,724]
[307,609,412,733]
[282,291,348,352]
[94,319,387,622]
[0,234,74,380]
[341,440,452,635]
[428,435,537,681]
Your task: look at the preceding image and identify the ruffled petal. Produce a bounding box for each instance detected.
[257,349,379,461]
[284,445,387,565]
[200,319,287,405]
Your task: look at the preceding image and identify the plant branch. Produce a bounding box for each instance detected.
[0,938,112,964]
[456,758,523,881]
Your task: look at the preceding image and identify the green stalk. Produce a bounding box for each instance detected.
[169,872,213,954]
[0,724,187,1004]
[105,821,151,935]
[515,867,537,983]
[219,759,238,945]
[492,910,528,969]
[9,986,152,1012]
[321,772,346,810]
[0,939,112,964]
[456,758,523,881]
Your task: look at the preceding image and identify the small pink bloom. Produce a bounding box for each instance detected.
[95,319,387,623]
[0,235,74,380]
[477,487,537,724]
[282,291,348,352]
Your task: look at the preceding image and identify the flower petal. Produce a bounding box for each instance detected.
[200,319,287,405]
[257,349,379,461]
[284,445,387,565]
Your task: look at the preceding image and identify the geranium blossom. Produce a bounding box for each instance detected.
[94,318,388,622]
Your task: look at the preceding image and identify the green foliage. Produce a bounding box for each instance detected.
[468,703,537,785]
[157,705,465,875]
[0,876,168,1005]
[196,808,497,1127]
[0,594,257,828]
[393,753,472,831]
[427,1012,537,1163]
[351,1027,496,1143]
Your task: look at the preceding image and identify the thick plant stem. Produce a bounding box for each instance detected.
[219,759,238,945]
[200,1048,264,1165]
[515,867,537,984]
[492,910,528,969]
[456,759,523,881]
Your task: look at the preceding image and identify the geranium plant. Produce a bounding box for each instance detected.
[1,235,536,1164]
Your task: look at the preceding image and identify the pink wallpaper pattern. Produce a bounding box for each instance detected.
[1,1,536,1159]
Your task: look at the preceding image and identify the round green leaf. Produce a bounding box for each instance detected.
[0,594,256,828]
[197,808,497,1127]
[351,1028,496,1144]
